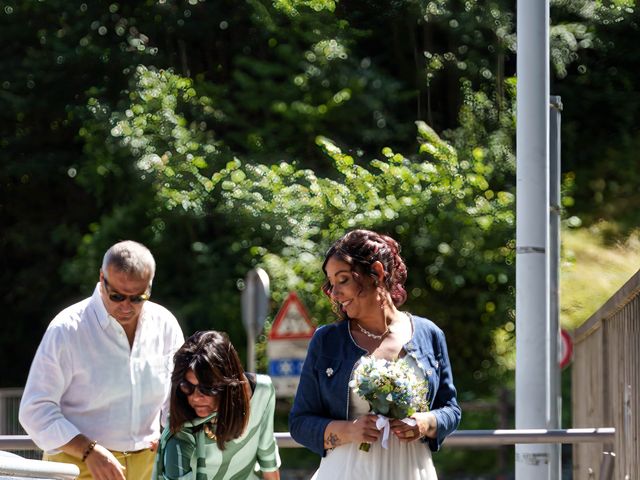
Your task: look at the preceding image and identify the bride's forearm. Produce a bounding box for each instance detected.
[323,415,382,449]
[323,420,352,449]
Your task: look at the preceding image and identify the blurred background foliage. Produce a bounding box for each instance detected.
[2,0,640,477]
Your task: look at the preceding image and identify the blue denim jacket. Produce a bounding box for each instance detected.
[289,314,461,457]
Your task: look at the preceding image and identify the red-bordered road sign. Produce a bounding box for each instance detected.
[559,328,573,369]
[268,291,315,340]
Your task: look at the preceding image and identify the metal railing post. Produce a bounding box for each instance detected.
[549,94,563,480]
[598,447,615,480]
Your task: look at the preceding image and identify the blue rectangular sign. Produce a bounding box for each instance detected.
[268,358,304,377]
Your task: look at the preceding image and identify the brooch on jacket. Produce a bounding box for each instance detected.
[326,368,334,377]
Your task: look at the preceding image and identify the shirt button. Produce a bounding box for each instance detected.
[406,342,414,349]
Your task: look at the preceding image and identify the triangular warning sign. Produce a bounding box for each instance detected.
[269,292,315,340]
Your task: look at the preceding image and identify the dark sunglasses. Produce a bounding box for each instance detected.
[103,277,150,304]
[179,379,222,397]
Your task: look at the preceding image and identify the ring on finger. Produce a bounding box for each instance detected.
[406,430,415,438]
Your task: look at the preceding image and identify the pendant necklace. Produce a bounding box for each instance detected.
[203,415,218,441]
[356,321,389,340]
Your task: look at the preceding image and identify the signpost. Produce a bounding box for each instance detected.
[241,268,270,373]
[267,292,315,397]
[558,329,573,369]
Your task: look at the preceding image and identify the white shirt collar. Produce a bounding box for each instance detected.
[90,282,147,331]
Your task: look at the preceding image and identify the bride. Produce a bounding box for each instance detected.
[289,229,461,479]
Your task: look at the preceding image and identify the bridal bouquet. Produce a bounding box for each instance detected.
[349,355,428,451]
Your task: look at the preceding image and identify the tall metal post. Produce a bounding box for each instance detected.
[515,0,552,478]
[549,95,563,478]
[244,277,257,373]
[241,268,270,372]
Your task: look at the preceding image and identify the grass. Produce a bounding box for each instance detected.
[560,222,640,330]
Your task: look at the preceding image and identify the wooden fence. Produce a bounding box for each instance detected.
[572,269,640,479]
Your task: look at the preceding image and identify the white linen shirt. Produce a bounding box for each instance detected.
[19,283,184,453]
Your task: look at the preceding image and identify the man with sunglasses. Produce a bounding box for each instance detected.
[20,240,184,480]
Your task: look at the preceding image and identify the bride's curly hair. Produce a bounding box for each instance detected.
[321,229,408,320]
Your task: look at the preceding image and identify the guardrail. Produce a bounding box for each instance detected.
[275,427,615,448]
[1,428,614,450]
[1,429,615,480]
[0,451,79,480]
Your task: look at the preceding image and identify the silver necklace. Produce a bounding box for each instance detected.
[356,321,389,340]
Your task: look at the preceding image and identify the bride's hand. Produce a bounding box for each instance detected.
[411,411,438,439]
[351,414,381,443]
[390,418,419,442]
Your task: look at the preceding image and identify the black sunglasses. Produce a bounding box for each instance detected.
[179,379,222,397]
[103,277,150,304]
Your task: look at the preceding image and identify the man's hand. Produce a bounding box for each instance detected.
[60,435,126,480]
[84,444,126,480]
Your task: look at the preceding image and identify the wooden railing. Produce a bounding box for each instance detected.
[572,268,640,479]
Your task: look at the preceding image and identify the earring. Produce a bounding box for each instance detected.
[378,291,386,310]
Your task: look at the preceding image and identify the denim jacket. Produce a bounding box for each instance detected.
[289,314,461,457]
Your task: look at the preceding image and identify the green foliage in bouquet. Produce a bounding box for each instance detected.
[349,355,429,419]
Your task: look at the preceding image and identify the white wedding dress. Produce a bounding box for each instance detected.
[311,356,438,480]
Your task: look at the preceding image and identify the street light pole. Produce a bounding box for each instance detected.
[515,0,555,478]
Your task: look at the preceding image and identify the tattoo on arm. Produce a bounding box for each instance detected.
[325,432,340,448]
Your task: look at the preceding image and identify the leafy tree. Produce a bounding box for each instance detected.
[2,1,638,475]
[552,1,640,232]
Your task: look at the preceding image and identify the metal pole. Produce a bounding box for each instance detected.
[549,95,563,479]
[516,0,552,478]
[245,278,256,373]
[242,268,269,373]
[0,429,617,451]
[598,448,615,480]
[0,395,6,435]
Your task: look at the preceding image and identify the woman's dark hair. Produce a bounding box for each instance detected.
[169,330,250,449]
[322,229,408,320]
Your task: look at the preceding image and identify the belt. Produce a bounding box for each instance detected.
[112,448,150,456]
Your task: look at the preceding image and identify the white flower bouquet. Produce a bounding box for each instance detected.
[349,355,429,451]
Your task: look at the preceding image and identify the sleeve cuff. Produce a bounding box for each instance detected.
[33,422,82,453]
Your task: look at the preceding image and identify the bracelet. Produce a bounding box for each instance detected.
[82,440,97,462]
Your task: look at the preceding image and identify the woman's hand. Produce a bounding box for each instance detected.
[390,418,418,442]
[391,412,437,442]
[323,414,381,449]
[350,414,382,444]
[414,412,438,439]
